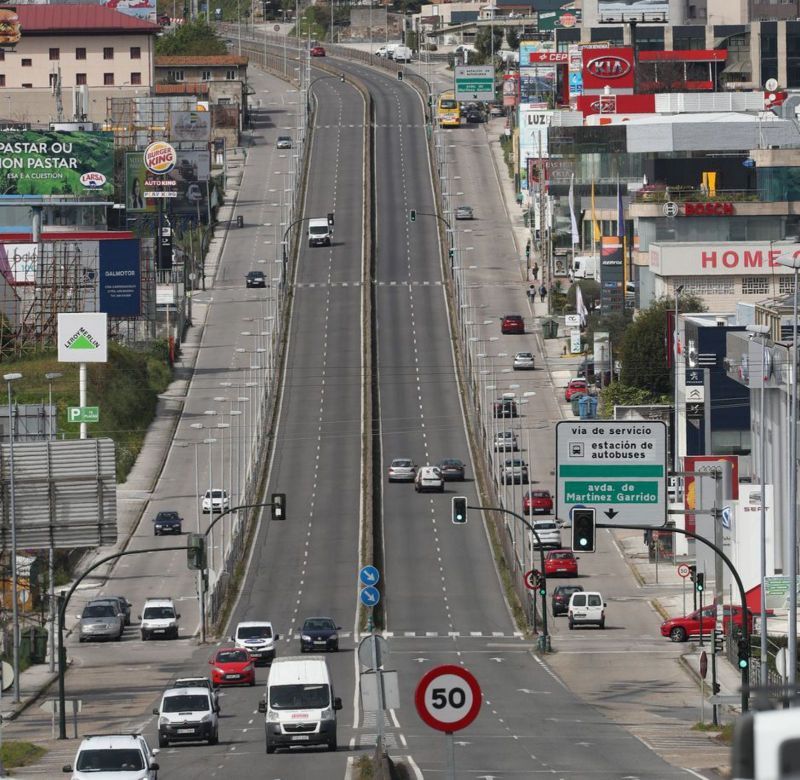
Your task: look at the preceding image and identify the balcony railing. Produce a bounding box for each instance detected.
[633,186,761,204]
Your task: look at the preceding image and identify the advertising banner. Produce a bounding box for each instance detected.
[582,47,635,91]
[600,242,624,313]
[99,238,141,317]
[0,243,37,284]
[125,152,155,213]
[99,0,156,23]
[57,312,108,363]
[0,131,114,198]
[684,455,739,534]
[649,242,799,277]
[126,149,210,213]
[0,6,21,47]
[169,110,211,142]
[537,6,581,31]
[519,67,557,104]
[502,74,519,107]
[599,0,669,22]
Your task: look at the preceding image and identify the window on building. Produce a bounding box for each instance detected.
[104,73,114,85]
[76,73,87,85]
[49,48,60,60]
[0,50,5,62]
[0,75,5,87]
[742,276,769,295]
[21,58,31,67]
[130,46,141,59]
[168,69,184,82]
[49,73,58,88]
[76,47,86,60]
[130,72,141,85]
[780,276,796,295]
[21,83,32,89]
[201,70,211,80]
[103,47,114,60]
[225,69,237,80]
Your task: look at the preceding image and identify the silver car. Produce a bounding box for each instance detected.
[79,602,123,642]
[276,135,292,149]
[513,351,535,370]
[493,431,518,452]
[500,458,528,485]
[455,205,474,220]
[388,458,417,482]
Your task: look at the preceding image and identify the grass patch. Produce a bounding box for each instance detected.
[692,721,734,744]
[2,741,46,768]
[354,754,375,779]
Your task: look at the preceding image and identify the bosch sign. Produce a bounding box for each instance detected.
[684,202,734,216]
[582,47,635,90]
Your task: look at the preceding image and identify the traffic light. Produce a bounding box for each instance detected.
[737,638,750,670]
[571,508,596,552]
[327,212,335,227]
[536,572,547,597]
[339,73,345,83]
[187,533,206,571]
[714,630,724,653]
[271,492,286,521]
[409,209,416,222]
[713,682,721,694]
[696,572,705,593]
[397,70,403,81]
[689,564,697,585]
[452,496,468,524]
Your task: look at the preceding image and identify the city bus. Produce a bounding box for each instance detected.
[436,91,461,128]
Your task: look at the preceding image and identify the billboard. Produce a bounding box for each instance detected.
[100,0,156,23]
[649,242,799,277]
[0,242,36,284]
[0,130,114,198]
[99,238,141,317]
[57,312,108,363]
[537,6,581,31]
[170,110,211,142]
[598,0,669,22]
[582,47,635,91]
[0,6,21,47]
[126,149,210,213]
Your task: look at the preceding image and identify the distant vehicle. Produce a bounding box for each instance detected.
[308,216,333,247]
[552,584,583,616]
[155,686,218,746]
[454,44,478,57]
[568,591,606,630]
[310,45,326,57]
[91,597,128,629]
[258,655,341,753]
[523,489,553,515]
[500,458,528,485]
[209,646,256,687]
[454,205,474,220]
[660,604,752,642]
[202,488,229,513]
[158,13,171,25]
[437,458,466,481]
[437,90,461,128]
[513,351,535,370]
[246,270,267,288]
[276,135,292,149]
[79,602,123,642]
[493,430,518,451]
[140,597,180,640]
[393,45,412,63]
[572,255,600,281]
[153,510,182,535]
[530,520,561,550]
[374,44,397,58]
[544,549,579,578]
[107,595,132,625]
[232,620,278,664]
[489,103,504,117]
[494,393,519,418]
[501,314,525,334]
[300,616,340,652]
[415,465,444,493]
[388,458,417,482]
[64,733,159,779]
[465,107,483,124]
[565,379,588,401]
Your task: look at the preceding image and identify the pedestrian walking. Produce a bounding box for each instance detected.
[539,284,547,303]
[532,263,539,281]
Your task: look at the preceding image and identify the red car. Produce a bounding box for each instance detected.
[209,646,255,687]
[310,45,326,57]
[544,549,579,578]
[523,489,553,515]
[565,379,588,401]
[660,604,752,642]
[501,314,525,335]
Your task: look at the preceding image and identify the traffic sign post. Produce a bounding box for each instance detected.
[556,421,667,527]
[454,65,495,101]
[359,585,380,607]
[677,562,691,614]
[415,665,481,780]
[359,565,380,587]
[524,570,538,590]
[358,568,385,748]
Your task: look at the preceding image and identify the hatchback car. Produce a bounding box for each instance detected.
[202,488,229,513]
[568,591,606,629]
[245,270,267,288]
[388,457,417,482]
[513,351,535,370]
[493,431,518,451]
[437,458,466,481]
[565,379,589,401]
[523,489,553,515]
[276,135,292,149]
[153,510,182,535]
[552,584,584,616]
[209,647,256,687]
[544,549,579,577]
[660,604,752,642]
[415,465,444,493]
[465,108,483,124]
[500,458,528,485]
[455,205,474,220]
[501,314,525,335]
[310,45,326,56]
[300,616,340,652]
[530,520,561,550]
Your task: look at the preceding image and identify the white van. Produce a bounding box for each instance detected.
[232,620,279,664]
[308,217,332,247]
[258,655,342,753]
[154,686,218,747]
[393,45,412,63]
[140,597,180,640]
[568,591,606,629]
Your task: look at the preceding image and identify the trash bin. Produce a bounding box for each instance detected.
[542,319,558,339]
[30,626,48,664]
[236,215,244,228]
[571,393,586,416]
[579,395,599,420]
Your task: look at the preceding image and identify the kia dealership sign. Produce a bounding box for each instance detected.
[582,47,634,90]
[650,242,800,276]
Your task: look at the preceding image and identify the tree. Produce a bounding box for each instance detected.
[155,19,228,56]
[618,294,706,394]
[474,26,503,61]
[505,28,519,51]
[598,381,668,418]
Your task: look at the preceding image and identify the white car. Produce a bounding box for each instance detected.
[530,520,561,550]
[568,591,606,629]
[140,597,180,640]
[63,733,159,779]
[500,458,528,484]
[493,430,518,451]
[202,488,229,513]
[414,465,444,493]
[232,620,278,664]
[513,351,535,370]
[388,457,417,482]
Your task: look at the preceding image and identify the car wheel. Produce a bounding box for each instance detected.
[249,677,255,687]
[599,619,605,630]
[266,736,275,754]
[669,626,687,642]
[208,730,218,746]
[568,619,574,630]
[154,529,160,536]
[328,737,337,752]
[158,735,168,748]
[332,643,339,652]
[141,631,148,641]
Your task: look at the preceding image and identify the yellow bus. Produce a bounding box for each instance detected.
[436,91,461,128]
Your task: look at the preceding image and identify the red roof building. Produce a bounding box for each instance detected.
[15,4,160,34]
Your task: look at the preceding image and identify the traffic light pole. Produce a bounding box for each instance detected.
[467,503,550,650]
[598,522,749,712]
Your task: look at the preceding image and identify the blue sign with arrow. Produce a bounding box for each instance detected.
[359,565,380,586]
[359,586,380,607]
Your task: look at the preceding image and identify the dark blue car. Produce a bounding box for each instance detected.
[154,510,183,536]
[300,617,340,653]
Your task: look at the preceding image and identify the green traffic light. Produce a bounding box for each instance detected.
[738,658,748,669]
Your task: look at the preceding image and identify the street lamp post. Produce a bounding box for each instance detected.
[44,371,62,675]
[4,372,22,702]
[673,284,684,485]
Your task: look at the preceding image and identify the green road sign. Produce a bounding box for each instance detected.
[67,406,100,424]
[556,421,667,527]
[454,65,495,102]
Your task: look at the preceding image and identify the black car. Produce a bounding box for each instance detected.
[245,271,266,288]
[300,616,340,652]
[493,399,519,418]
[437,458,466,481]
[552,585,584,616]
[465,108,483,124]
[153,510,183,536]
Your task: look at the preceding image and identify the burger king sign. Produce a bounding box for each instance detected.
[143,141,177,175]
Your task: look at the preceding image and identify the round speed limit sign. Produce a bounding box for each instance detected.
[415,665,481,733]
[677,563,691,579]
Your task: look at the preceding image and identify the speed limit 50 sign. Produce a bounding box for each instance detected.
[414,664,481,733]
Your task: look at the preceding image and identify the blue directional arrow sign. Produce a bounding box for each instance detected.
[359,565,380,587]
[359,586,380,607]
